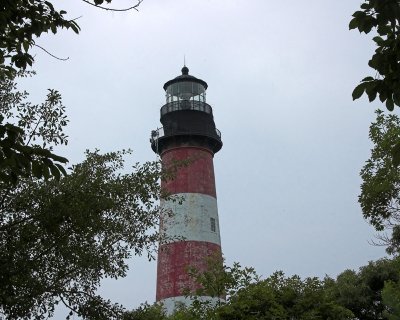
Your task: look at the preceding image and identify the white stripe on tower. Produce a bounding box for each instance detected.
[160,193,221,245]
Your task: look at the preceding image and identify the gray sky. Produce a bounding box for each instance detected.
[19,0,389,316]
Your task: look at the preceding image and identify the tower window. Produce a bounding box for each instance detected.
[210,217,216,232]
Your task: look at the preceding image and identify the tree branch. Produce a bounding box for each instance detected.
[34,45,69,61]
[60,296,79,317]
[81,0,143,12]
[68,16,83,22]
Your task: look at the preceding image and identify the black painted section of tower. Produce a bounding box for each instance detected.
[152,109,222,154]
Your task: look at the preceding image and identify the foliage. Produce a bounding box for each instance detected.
[359,109,400,254]
[0,73,164,319]
[127,257,400,319]
[383,280,400,320]
[0,0,77,184]
[185,254,259,301]
[0,149,163,319]
[326,257,400,320]
[382,257,400,320]
[1,1,154,319]
[0,0,80,78]
[0,0,143,184]
[0,72,68,185]
[350,0,400,111]
[123,303,166,320]
[181,255,259,319]
[156,259,354,319]
[0,0,141,77]
[216,271,353,320]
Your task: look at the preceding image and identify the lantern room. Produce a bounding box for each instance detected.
[164,66,207,103]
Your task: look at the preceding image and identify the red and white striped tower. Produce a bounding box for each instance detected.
[150,66,223,314]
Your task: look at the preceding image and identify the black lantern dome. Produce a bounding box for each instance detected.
[151,66,222,154]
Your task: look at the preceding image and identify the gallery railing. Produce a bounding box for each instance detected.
[160,100,213,117]
[150,126,221,144]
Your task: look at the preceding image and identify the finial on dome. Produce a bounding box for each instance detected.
[181,65,189,75]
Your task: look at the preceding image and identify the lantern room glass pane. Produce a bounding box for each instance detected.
[165,82,206,104]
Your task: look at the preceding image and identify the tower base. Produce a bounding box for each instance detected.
[160,296,224,315]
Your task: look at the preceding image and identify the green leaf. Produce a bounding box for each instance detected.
[368,56,379,69]
[379,90,388,103]
[49,164,61,180]
[44,1,55,11]
[50,24,57,34]
[393,92,400,106]
[55,163,67,176]
[22,41,29,52]
[373,36,384,45]
[386,98,395,111]
[367,89,378,102]
[362,21,374,34]
[70,23,80,34]
[392,142,400,166]
[352,11,365,18]
[49,153,68,163]
[362,76,374,82]
[349,18,359,30]
[32,161,42,179]
[377,25,392,36]
[365,81,378,102]
[42,164,50,180]
[352,83,366,100]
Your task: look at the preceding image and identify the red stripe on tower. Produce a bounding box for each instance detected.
[162,147,216,197]
[150,66,223,314]
[156,241,222,299]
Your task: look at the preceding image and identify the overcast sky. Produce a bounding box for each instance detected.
[19,0,391,317]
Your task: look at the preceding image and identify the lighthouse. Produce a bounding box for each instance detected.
[150,66,223,313]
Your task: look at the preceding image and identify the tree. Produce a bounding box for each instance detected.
[0,0,143,77]
[0,71,68,185]
[183,255,259,320]
[350,0,400,111]
[382,280,400,320]
[0,0,143,184]
[349,1,400,166]
[0,0,80,182]
[0,73,168,319]
[359,109,400,254]
[185,254,259,302]
[0,149,164,319]
[180,258,399,319]
[127,257,400,320]
[382,256,400,320]
[123,303,166,320]
[176,258,353,320]
[216,271,353,320]
[326,257,400,320]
